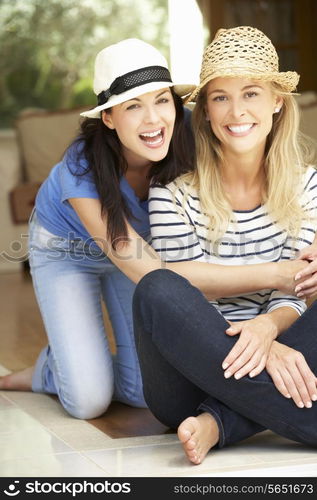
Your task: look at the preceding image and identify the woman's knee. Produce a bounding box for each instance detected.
[60,385,113,419]
[135,269,185,298]
[133,269,188,316]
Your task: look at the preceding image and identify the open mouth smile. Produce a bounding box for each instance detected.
[139,128,164,146]
[226,123,255,136]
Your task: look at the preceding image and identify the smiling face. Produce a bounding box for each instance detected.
[101,88,176,168]
[205,77,283,160]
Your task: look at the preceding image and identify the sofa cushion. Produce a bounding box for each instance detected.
[15,107,85,183]
[10,181,41,224]
[299,101,317,143]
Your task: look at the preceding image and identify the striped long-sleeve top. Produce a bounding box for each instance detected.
[149,166,317,322]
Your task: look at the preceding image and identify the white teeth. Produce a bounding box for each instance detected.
[146,136,162,145]
[228,124,253,133]
[140,129,161,137]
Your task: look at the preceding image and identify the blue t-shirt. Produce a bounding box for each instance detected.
[35,142,150,243]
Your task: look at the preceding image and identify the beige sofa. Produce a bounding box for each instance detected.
[1,96,317,273]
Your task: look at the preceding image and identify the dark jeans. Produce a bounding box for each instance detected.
[133,269,317,448]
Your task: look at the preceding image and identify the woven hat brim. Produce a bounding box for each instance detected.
[185,70,300,104]
[81,81,196,118]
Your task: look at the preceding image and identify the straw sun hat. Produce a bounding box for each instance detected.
[186,26,300,103]
[81,38,196,119]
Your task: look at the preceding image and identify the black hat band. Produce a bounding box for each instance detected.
[97,65,172,106]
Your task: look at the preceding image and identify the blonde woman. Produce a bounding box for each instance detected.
[133,27,317,464]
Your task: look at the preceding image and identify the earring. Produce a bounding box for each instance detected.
[274,107,280,113]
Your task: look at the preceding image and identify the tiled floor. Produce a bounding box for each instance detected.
[1,272,317,477]
[2,361,317,477]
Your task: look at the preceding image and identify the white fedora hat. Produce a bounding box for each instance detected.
[80,38,196,119]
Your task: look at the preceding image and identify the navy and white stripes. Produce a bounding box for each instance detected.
[149,166,317,321]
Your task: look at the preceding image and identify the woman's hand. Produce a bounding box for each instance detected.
[294,244,317,298]
[222,315,278,380]
[266,341,317,408]
[274,259,311,295]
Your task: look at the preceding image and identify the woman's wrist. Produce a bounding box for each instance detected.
[266,306,299,338]
[270,260,304,295]
[262,314,279,340]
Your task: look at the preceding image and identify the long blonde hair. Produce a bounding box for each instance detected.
[176,83,316,242]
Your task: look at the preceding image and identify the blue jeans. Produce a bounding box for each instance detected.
[28,211,146,419]
[133,269,317,448]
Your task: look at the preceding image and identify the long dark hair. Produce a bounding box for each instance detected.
[67,89,195,248]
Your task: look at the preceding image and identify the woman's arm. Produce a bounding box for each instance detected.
[295,238,317,298]
[68,197,307,297]
[293,169,317,297]
[69,197,306,296]
[170,259,305,298]
[69,197,160,280]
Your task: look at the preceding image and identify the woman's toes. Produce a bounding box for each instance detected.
[177,413,219,465]
[177,424,193,443]
[186,439,196,450]
[190,453,201,465]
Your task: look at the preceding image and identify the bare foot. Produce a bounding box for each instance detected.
[0,367,34,391]
[177,413,219,465]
